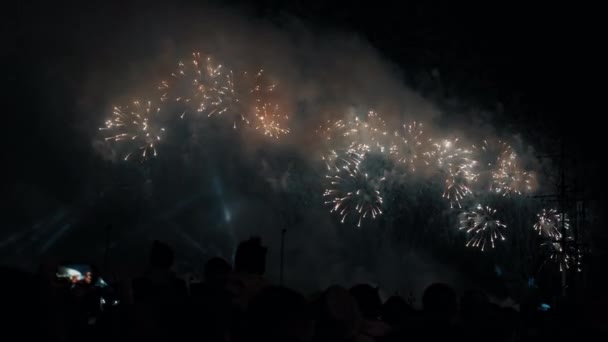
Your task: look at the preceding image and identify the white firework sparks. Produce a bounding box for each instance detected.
[159,52,225,116]
[492,153,534,196]
[391,121,433,172]
[533,208,569,239]
[443,166,474,209]
[100,100,166,161]
[317,111,395,156]
[459,204,507,251]
[471,139,535,196]
[429,139,478,208]
[323,152,385,228]
[161,54,288,135]
[254,102,290,138]
[542,240,582,273]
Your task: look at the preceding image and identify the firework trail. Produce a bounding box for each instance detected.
[99,100,166,161]
[316,119,341,142]
[161,53,289,136]
[159,52,225,117]
[344,111,394,155]
[428,139,477,208]
[533,208,569,239]
[250,69,289,138]
[443,166,474,209]
[317,111,395,156]
[254,102,290,138]
[391,121,433,172]
[203,68,286,133]
[542,240,582,273]
[428,139,477,172]
[471,139,534,196]
[322,149,347,173]
[459,204,507,251]
[472,140,512,166]
[538,211,580,273]
[492,153,534,196]
[323,151,385,228]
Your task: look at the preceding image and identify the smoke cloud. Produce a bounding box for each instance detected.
[6,2,551,298]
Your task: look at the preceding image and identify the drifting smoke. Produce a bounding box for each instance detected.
[6,2,554,296]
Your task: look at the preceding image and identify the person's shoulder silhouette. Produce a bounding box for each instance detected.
[234,237,267,275]
[247,286,313,342]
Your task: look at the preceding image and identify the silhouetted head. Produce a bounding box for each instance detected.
[350,284,382,320]
[204,257,232,284]
[461,289,489,320]
[422,283,457,323]
[1,267,34,335]
[315,285,362,341]
[382,295,413,326]
[234,237,267,275]
[149,240,174,270]
[247,286,313,342]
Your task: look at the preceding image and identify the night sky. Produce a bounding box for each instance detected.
[6,1,605,298]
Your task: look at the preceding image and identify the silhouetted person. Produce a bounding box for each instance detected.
[70,266,102,338]
[34,260,70,341]
[381,295,415,340]
[314,285,372,342]
[132,241,187,342]
[191,257,232,298]
[1,267,40,339]
[234,236,267,275]
[421,283,459,340]
[245,286,313,342]
[460,289,491,342]
[350,284,382,320]
[191,257,233,342]
[495,306,519,342]
[226,237,268,341]
[228,237,267,310]
[350,284,391,341]
[205,256,232,289]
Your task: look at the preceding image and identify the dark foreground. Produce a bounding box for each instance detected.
[2,238,605,341]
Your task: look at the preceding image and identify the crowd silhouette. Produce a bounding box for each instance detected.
[0,237,601,341]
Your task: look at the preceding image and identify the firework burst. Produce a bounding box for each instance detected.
[323,152,385,227]
[472,140,513,167]
[471,140,534,195]
[317,111,394,156]
[100,100,166,161]
[159,52,225,117]
[542,241,582,273]
[254,102,290,138]
[459,204,507,251]
[533,208,569,239]
[392,121,433,172]
[492,153,534,196]
[250,69,289,138]
[316,119,341,141]
[322,149,350,173]
[161,53,288,135]
[428,139,477,171]
[345,111,394,155]
[206,68,287,133]
[443,166,475,208]
[428,139,477,208]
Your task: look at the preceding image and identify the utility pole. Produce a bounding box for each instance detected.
[280,228,286,285]
[103,224,112,271]
[559,141,567,297]
[535,138,589,301]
